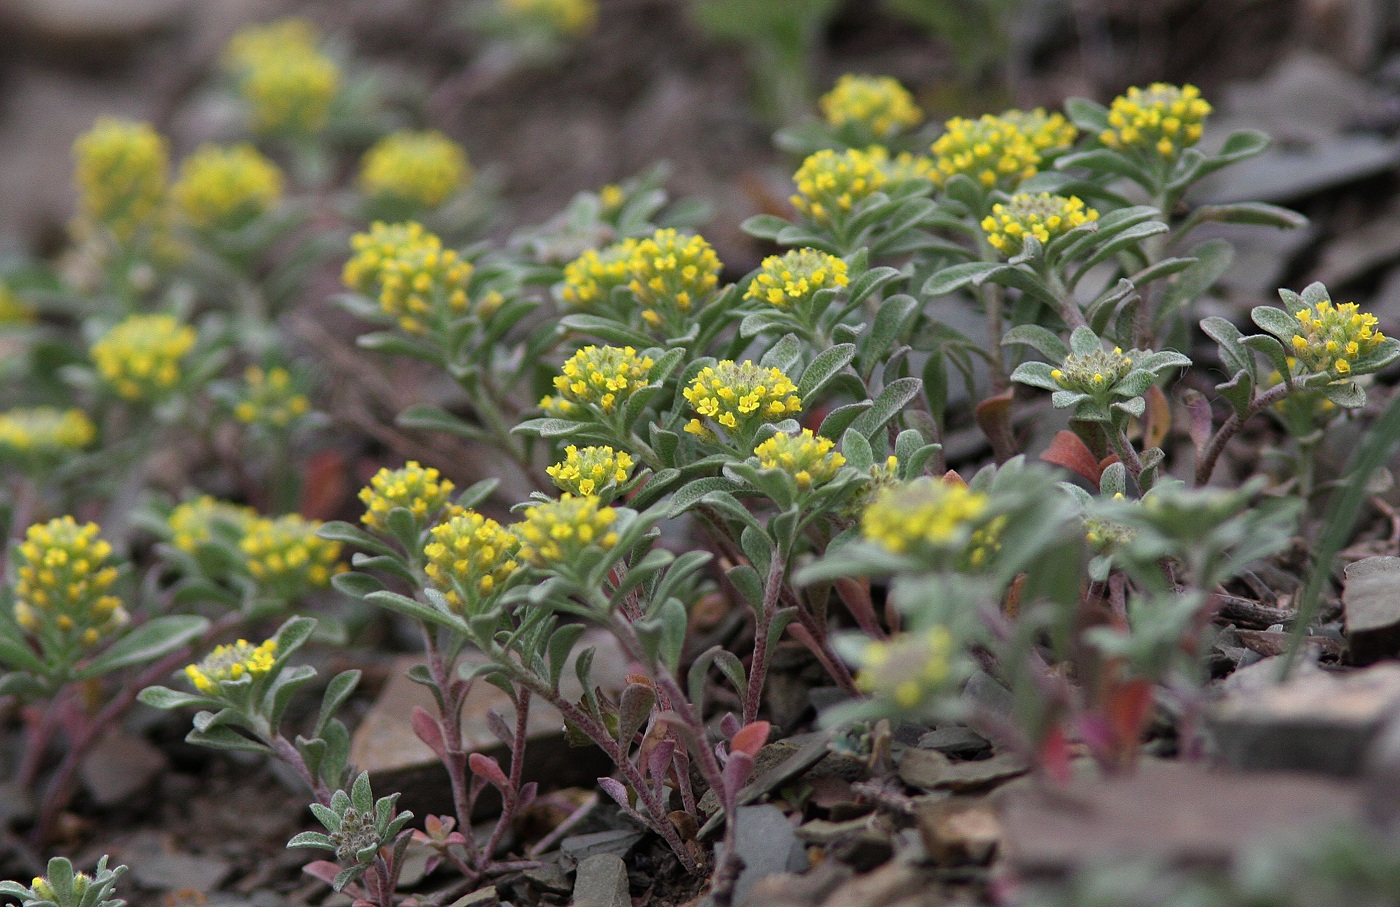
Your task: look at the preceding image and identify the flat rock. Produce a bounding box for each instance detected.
[559,828,644,863]
[898,749,1027,792]
[916,727,991,760]
[349,633,627,818]
[916,798,1000,866]
[0,0,190,45]
[1207,663,1400,775]
[120,832,233,892]
[1343,556,1400,664]
[446,886,498,907]
[1000,761,1361,878]
[718,805,805,907]
[80,728,167,807]
[571,854,629,907]
[739,861,853,907]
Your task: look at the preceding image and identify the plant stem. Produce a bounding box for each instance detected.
[1195,380,1296,486]
[742,546,785,726]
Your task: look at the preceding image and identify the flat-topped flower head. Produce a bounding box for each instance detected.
[234,365,311,428]
[819,74,924,138]
[91,314,197,402]
[359,461,455,533]
[515,494,619,569]
[235,43,339,136]
[13,517,126,649]
[621,229,722,328]
[168,496,258,555]
[0,407,95,462]
[359,130,472,210]
[930,113,1040,189]
[547,445,634,498]
[0,283,34,325]
[1050,345,1135,394]
[861,477,988,556]
[240,515,343,595]
[754,429,846,490]
[343,222,473,334]
[683,360,802,441]
[1101,83,1211,159]
[423,510,520,611]
[981,192,1098,256]
[543,345,655,416]
[172,143,283,231]
[501,0,598,36]
[72,117,169,242]
[1000,108,1078,154]
[559,240,639,308]
[854,627,953,710]
[791,147,888,224]
[1290,299,1386,378]
[223,17,320,70]
[745,249,849,309]
[185,638,277,693]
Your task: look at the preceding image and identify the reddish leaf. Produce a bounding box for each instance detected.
[730,721,771,759]
[1038,724,1072,784]
[835,576,882,637]
[719,713,741,740]
[1181,388,1214,459]
[303,861,342,886]
[411,707,447,759]
[1143,386,1171,449]
[722,751,756,800]
[468,752,510,790]
[1040,431,1103,484]
[975,389,1016,464]
[299,449,349,520]
[1108,677,1155,759]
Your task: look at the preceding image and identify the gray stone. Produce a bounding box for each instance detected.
[1343,557,1400,664]
[1207,663,1400,776]
[898,749,1027,792]
[559,828,644,863]
[718,805,805,907]
[571,854,629,907]
[1,0,191,45]
[446,886,499,907]
[121,832,233,892]
[80,728,167,807]
[916,727,991,760]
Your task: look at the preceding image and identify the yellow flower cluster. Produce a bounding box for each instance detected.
[880,150,936,185]
[541,345,654,415]
[547,445,634,497]
[622,229,722,327]
[1100,83,1211,158]
[964,514,1006,569]
[745,248,849,309]
[515,494,619,569]
[241,515,343,592]
[343,222,473,334]
[861,478,987,555]
[981,192,1098,255]
[560,240,638,308]
[930,111,1067,189]
[234,366,311,427]
[1290,300,1385,378]
[501,0,598,36]
[167,496,258,555]
[172,143,283,231]
[90,314,197,401]
[72,117,169,242]
[0,407,95,459]
[359,461,456,532]
[359,130,473,210]
[423,510,520,611]
[1000,109,1078,153]
[185,638,277,693]
[820,74,924,137]
[855,627,953,709]
[13,517,126,649]
[1050,346,1134,394]
[0,282,34,325]
[224,19,340,135]
[754,428,846,489]
[790,148,888,223]
[683,360,802,438]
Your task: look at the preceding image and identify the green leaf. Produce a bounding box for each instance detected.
[726,564,763,609]
[546,623,588,690]
[797,343,856,401]
[1240,334,1291,382]
[0,630,43,673]
[850,378,921,438]
[668,477,745,515]
[1200,316,1252,376]
[1186,202,1307,231]
[317,521,396,556]
[316,669,361,737]
[332,570,386,600]
[1250,306,1301,344]
[1064,97,1110,132]
[1156,240,1234,326]
[365,590,459,630]
[818,401,872,439]
[741,214,793,241]
[1323,381,1367,408]
[1001,324,1068,361]
[397,404,485,441]
[922,261,1003,297]
[840,429,874,471]
[187,723,269,754]
[138,684,218,711]
[1010,361,1059,391]
[79,615,209,679]
[761,334,804,375]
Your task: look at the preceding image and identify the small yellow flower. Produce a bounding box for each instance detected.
[500,0,598,36]
[930,110,1066,189]
[225,21,339,136]
[172,143,283,231]
[0,407,95,461]
[999,108,1078,154]
[1288,298,1386,379]
[1051,346,1135,395]
[185,638,277,693]
[860,477,987,555]
[359,130,472,210]
[423,510,520,611]
[514,494,619,569]
[12,517,127,648]
[344,222,474,334]
[223,18,320,70]
[790,147,889,224]
[745,249,849,309]
[90,314,197,402]
[560,240,639,308]
[981,192,1098,256]
[1100,83,1211,159]
[168,496,259,555]
[359,461,456,533]
[543,345,655,416]
[753,429,845,490]
[241,515,344,594]
[620,229,723,329]
[854,628,953,711]
[547,445,634,497]
[819,74,924,138]
[234,365,311,428]
[72,117,169,242]
[683,360,802,440]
